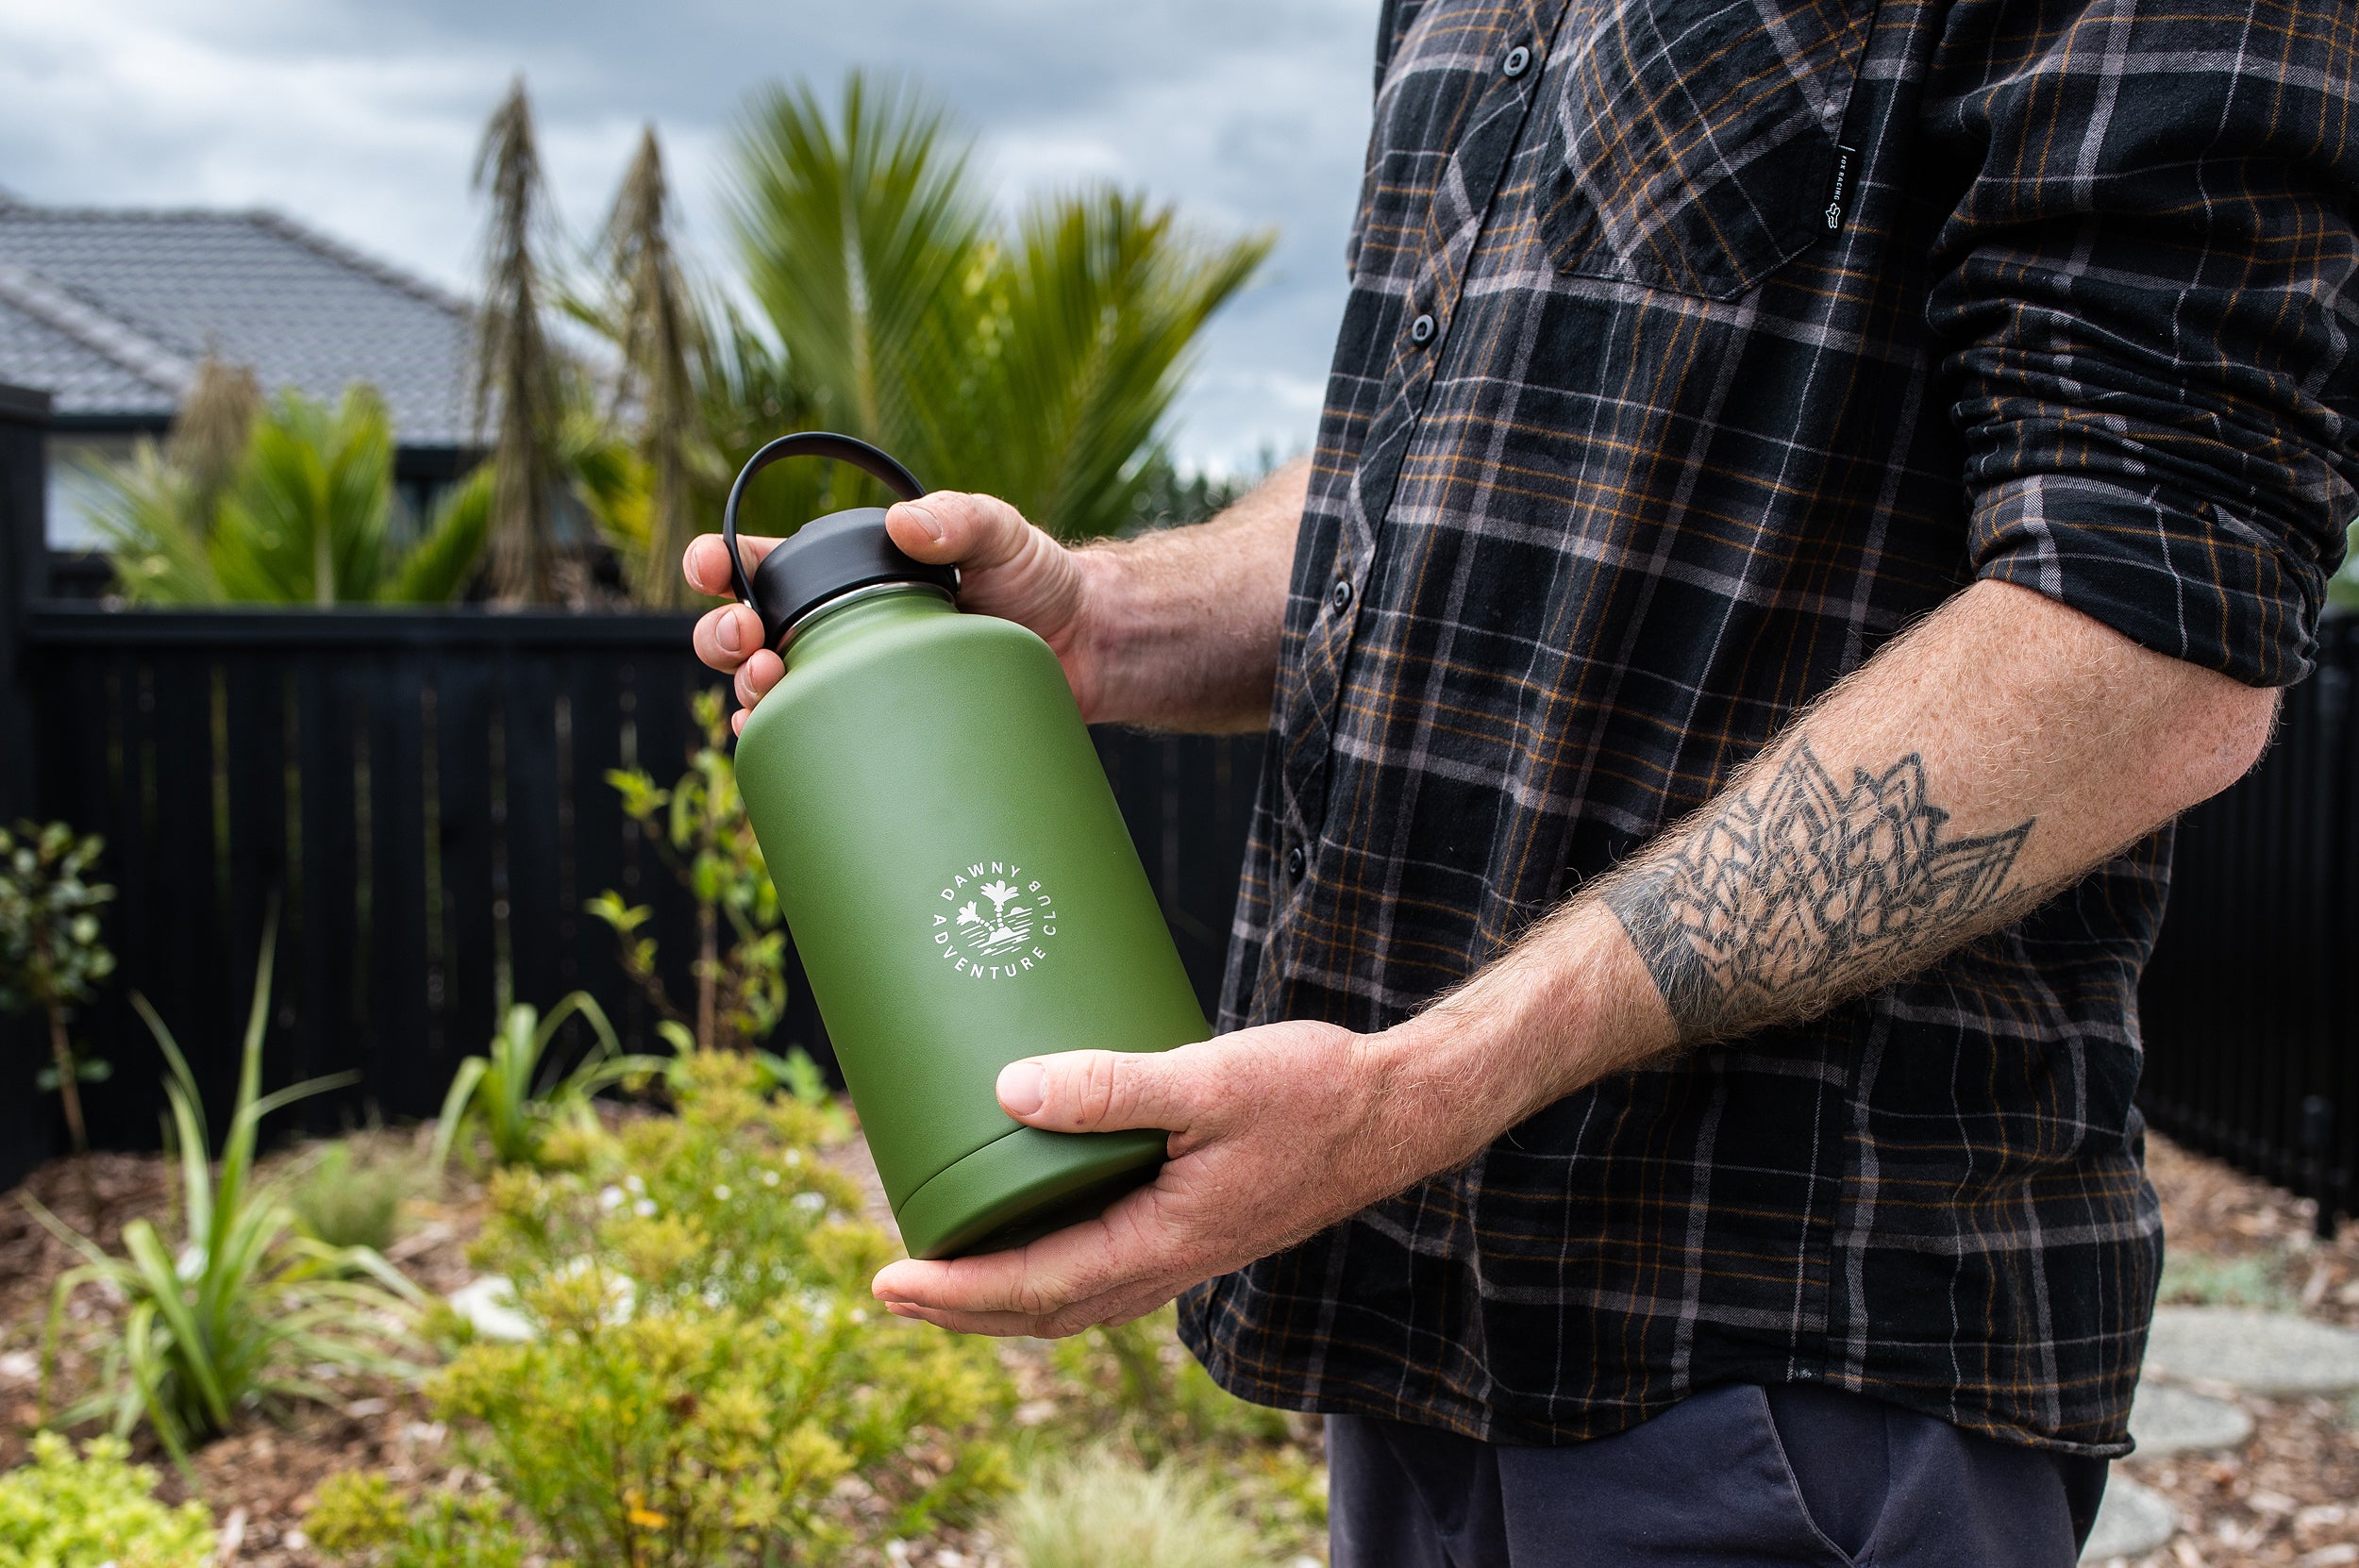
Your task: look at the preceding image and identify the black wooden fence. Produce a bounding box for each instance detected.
[0,601,1263,1180]
[2139,614,2359,1233]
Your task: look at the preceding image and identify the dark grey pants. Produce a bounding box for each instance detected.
[1328,1383,2109,1567]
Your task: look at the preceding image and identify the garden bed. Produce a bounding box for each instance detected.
[4,1126,2351,1566]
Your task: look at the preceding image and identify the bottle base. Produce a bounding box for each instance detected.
[894,1126,1167,1259]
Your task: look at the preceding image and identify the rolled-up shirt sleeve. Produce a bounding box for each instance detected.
[1923,0,2359,687]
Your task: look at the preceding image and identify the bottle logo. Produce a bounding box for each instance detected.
[930,859,1059,978]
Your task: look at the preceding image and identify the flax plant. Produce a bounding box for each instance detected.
[431,992,664,1172]
[26,918,423,1465]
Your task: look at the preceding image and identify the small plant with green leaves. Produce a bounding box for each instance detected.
[25,917,424,1464]
[431,991,663,1172]
[293,1135,431,1253]
[589,688,789,1056]
[0,1432,216,1568]
[426,1050,1012,1566]
[0,820,117,1160]
[995,1454,1275,1568]
[1047,1306,1290,1464]
[306,1476,525,1568]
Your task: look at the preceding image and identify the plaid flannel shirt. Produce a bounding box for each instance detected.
[1178,0,2359,1455]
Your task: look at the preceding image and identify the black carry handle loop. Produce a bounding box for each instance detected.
[720,431,927,609]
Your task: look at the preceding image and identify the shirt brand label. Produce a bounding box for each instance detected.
[1823,144,1861,233]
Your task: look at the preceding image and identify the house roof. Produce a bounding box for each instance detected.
[0,199,477,447]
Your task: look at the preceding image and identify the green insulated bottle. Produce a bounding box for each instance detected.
[721,433,1210,1260]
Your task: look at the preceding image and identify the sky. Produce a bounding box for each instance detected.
[0,0,1380,475]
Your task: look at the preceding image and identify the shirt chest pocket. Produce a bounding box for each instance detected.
[1536,0,1876,302]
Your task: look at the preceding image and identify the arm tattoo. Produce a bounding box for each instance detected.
[1601,740,2034,1040]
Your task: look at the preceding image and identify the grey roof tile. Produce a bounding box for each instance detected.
[0,205,477,446]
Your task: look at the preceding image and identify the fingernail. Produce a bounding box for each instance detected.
[717,610,744,655]
[902,503,944,544]
[997,1060,1046,1117]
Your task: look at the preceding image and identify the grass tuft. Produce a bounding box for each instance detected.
[997,1455,1274,1568]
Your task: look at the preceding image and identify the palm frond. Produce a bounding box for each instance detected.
[726,72,988,492]
[82,442,221,604]
[382,463,494,603]
[473,75,568,604]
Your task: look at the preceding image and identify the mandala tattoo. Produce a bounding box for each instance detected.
[1602,741,2034,1040]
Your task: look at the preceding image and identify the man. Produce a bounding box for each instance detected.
[691,0,2357,1560]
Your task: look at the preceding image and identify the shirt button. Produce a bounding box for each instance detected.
[1409,312,1436,345]
[1330,577,1353,613]
[1502,44,1532,77]
[1286,844,1307,881]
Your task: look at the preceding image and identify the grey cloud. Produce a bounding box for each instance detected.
[0,1,1379,472]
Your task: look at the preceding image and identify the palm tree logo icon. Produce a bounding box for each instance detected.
[955,878,1030,956]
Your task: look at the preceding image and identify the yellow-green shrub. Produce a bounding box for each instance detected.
[427,1050,1012,1565]
[305,1476,520,1568]
[0,1433,214,1568]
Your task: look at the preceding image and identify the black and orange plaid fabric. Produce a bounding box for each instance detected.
[1177,0,2359,1455]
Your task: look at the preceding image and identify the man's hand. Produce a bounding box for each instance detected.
[685,457,1310,735]
[870,1020,1452,1338]
[685,492,1099,735]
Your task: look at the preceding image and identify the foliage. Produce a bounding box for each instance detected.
[26,917,423,1463]
[430,992,662,1173]
[996,1454,1273,1568]
[307,1476,524,1568]
[2158,1250,2294,1309]
[291,1136,430,1253]
[473,76,569,604]
[1035,1307,1322,1554]
[0,1432,216,1568]
[590,689,788,1055]
[2332,517,2359,611]
[0,820,116,1155]
[722,73,1270,542]
[1047,1307,1290,1465]
[423,1051,1012,1565]
[89,385,492,606]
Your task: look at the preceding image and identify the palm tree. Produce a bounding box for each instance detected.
[600,126,702,609]
[88,385,491,606]
[721,74,1272,542]
[472,75,568,603]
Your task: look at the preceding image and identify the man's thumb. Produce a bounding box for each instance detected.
[995,1049,1191,1134]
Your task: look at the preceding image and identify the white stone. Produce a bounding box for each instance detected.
[2080,1478,2177,1563]
[445,1275,533,1343]
[2128,1381,2253,1457]
[2144,1307,2359,1395]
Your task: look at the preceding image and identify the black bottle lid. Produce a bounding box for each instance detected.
[748,508,960,648]
[720,431,959,648]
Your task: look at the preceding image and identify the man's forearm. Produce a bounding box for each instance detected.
[1073,458,1309,732]
[1375,580,2279,1165]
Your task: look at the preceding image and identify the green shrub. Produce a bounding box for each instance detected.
[2158,1251,2292,1309]
[0,820,116,1158]
[26,917,423,1462]
[590,689,789,1054]
[0,1432,215,1568]
[307,1476,523,1568]
[995,1455,1273,1568]
[1049,1308,1291,1462]
[293,1138,427,1252]
[429,1050,1013,1565]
